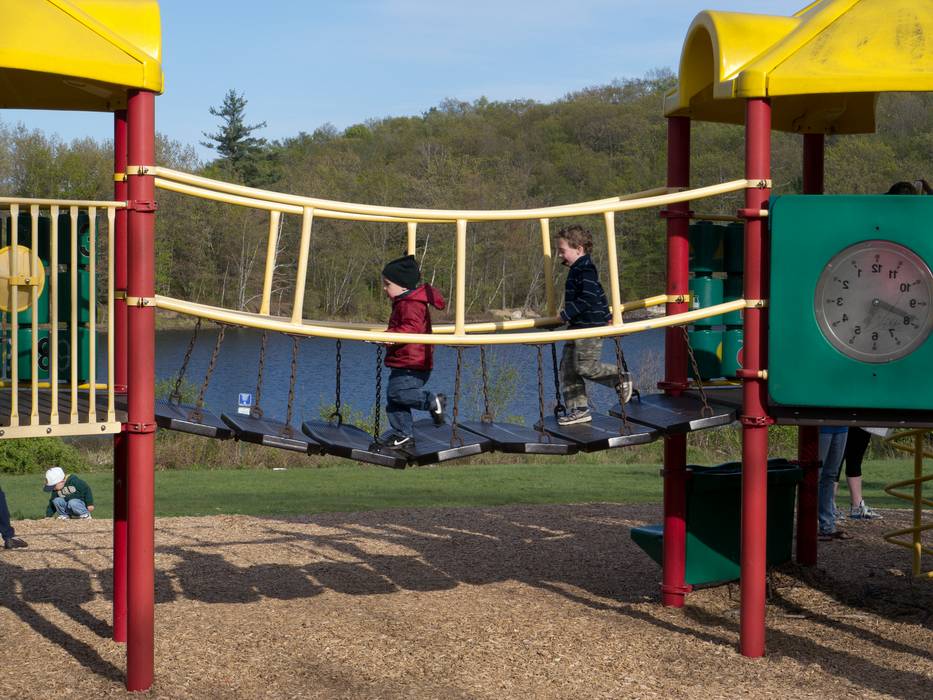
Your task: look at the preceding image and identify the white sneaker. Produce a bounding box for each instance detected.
[558,408,592,426]
[57,514,69,520]
[615,374,633,404]
[79,513,92,520]
[850,501,881,520]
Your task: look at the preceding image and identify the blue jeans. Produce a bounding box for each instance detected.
[52,497,90,518]
[818,431,848,534]
[386,368,435,438]
[0,487,14,540]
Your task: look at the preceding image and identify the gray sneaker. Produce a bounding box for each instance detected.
[833,506,846,523]
[558,408,592,426]
[850,500,882,520]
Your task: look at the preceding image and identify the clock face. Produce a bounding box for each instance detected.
[814,240,933,363]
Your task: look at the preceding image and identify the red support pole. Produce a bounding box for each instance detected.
[126,91,156,692]
[661,116,691,607]
[113,110,129,644]
[740,98,772,658]
[796,133,824,566]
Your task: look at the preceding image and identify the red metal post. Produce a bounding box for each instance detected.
[126,91,156,692]
[113,109,129,643]
[740,98,772,658]
[661,116,691,607]
[796,133,824,566]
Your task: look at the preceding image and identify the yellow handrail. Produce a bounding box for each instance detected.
[882,429,933,579]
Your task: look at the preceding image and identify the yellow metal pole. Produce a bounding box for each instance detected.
[455,219,467,335]
[107,207,115,421]
[259,210,281,316]
[88,207,97,422]
[70,206,78,419]
[540,219,556,317]
[290,207,314,324]
[50,205,59,420]
[10,203,19,423]
[30,205,39,422]
[407,222,417,255]
[603,211,623,325]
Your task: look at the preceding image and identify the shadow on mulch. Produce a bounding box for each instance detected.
[1,503,930,694]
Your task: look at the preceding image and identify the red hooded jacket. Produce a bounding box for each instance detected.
[385,284,446,370]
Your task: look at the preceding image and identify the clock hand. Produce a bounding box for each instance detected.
[875,298,912,320]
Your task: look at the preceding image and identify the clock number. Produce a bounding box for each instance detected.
[836,297,844,306]
[842,313,848,322]
[889,270,898,279]
[872,263,882,273]
[900,282,912,292]
[910,299,917,308]
[904,316,911,325]
[854,325,861,335]
[842,280,849,289]
[871,331,879,341]
[889,329,896,338]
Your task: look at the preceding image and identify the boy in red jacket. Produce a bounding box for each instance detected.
[379,254,447,450]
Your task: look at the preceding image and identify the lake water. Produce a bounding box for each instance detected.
[149,327,666,428]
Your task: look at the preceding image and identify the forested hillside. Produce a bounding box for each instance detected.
[1,74,929,321]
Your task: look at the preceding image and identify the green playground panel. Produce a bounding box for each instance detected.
[689,220,724,274]
[57,269,91,324]
[769,195,933,409]
[687,328,721,380]
[630,460,801,587]
[5,210,90,265]
[689,276,723,327]
[11,327,90,382]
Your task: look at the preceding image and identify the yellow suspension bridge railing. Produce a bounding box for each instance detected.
[146,166,764,344]
[882,429,933,579]
[0,197,124,439]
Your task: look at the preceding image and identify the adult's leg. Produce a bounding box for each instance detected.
[843,427,871,507]
[560,341,587,411]
[0,488,14,541]
[818,432,847,534]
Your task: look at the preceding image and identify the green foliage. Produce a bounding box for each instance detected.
[463,348,522,423]
[200,89,270,185]
[155,376,199,404]
[0,438,89,475]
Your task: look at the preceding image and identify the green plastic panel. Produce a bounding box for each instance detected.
[690,276,723,327]
[769,195,933,410]
[11,327,89,382]
[687,328,721,380]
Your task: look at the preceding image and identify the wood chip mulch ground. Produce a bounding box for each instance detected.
[0,504,930,699]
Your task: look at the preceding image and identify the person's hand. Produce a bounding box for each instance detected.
[87,505,95,512]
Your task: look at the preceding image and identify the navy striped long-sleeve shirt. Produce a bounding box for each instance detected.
[560,254,611,328]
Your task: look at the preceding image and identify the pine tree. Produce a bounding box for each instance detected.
[201,89,268,181]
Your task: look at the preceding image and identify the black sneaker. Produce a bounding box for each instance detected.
[3,537,27,549]
[377,434,415,451]
[430,394,447,425]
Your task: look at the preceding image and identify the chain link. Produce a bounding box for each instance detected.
[612,337,631,434]
[549,343,566,418]
[250,331,267,419]
[372,344,383,439]
[329,339,343,425]
[189,323,225,422]
[681,325,713,417]
[282,335,299,438]
[171,318,201,403]
[479,346,492,423]
[450,346,464,447]
[535,345,547,434]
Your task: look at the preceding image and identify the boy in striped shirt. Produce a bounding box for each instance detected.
[555,225,632,425]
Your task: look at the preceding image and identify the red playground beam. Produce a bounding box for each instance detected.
[126,90,157,692]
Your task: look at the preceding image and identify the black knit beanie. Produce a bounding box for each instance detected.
[382,254,420,289]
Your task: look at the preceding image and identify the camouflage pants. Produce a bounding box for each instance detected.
[560,337,620,411]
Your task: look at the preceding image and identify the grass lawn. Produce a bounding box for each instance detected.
[0,459,922,520]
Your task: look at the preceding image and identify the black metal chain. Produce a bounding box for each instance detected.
[480,346,492,423]
[189,323,225,422]
[613,337,631,434]
[372,344,383,439]
[549,343,566,418]
[282,335,299,438]
[250,331,267,419]
[329,339,343,425]
[171,318,201,403]
[450,346,464,447]
[681,325,713,417]
[535,345,547,434]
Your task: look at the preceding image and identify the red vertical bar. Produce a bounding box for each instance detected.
[126,91,156,692]
[740,98,772,658]
[113,110,129,643]
[661,116,691,607]
[795,133,824,566]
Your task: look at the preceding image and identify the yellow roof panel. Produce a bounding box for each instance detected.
[0,0,162,112]
[664,0,933,134]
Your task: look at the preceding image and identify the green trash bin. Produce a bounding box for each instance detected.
[630,458,802,587]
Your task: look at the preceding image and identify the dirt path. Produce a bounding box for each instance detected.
[0,504,930,698]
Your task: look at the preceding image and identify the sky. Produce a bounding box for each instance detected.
[1,0,799,161]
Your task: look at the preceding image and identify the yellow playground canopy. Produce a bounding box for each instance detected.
[664,0,933,134]
[0,0,162,112]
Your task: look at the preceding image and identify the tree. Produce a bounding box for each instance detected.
[201,89,268,182]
